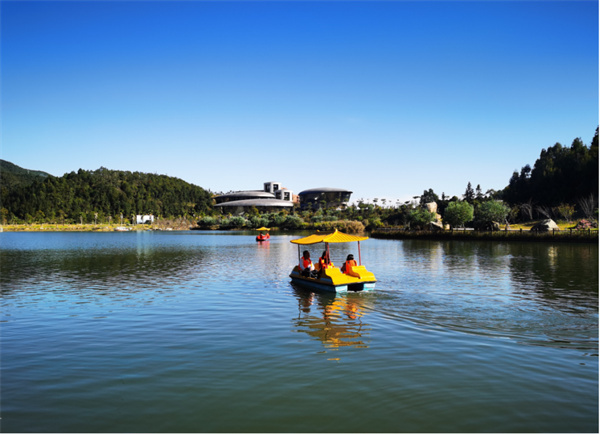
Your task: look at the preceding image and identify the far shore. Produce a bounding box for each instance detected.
[371,227,598,244]
[0,223,195,232]
[2,222,598,244]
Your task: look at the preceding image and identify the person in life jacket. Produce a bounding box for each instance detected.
[341,254,358,275]
[299,250,315,277]
[318,250,334,278]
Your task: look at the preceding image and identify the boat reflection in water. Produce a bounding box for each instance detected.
[291,284,371,356]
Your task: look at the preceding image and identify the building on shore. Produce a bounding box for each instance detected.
[213,182,353,214]
[214,198,294,214]
[298,188,353,210]
[135,214,155,224]
[214,181,296,214]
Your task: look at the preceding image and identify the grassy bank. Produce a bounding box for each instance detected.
[2,224,147,232]
[1,218,197,232]
[371,228,599,243]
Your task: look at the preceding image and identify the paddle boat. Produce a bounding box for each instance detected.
[256,227,271,241]
[289,229,376,292]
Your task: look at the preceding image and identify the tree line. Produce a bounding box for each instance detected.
[1,167,213,224]
[502,129,598,208]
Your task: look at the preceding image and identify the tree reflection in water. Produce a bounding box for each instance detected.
[291,285,371,355]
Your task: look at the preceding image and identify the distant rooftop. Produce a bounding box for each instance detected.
[299,187,352,194]
[214,199,293,208]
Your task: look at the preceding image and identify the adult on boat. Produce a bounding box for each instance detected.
[299,250,316,277]
[341,254,358,275]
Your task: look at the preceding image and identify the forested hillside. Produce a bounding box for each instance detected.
[1,166,213,224]
[0,159,50,192]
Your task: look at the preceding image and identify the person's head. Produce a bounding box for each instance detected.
[321,251,327,258]
[303,250,310,258]
[346,254,354,261]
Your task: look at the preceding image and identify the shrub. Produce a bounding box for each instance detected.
[281,215,305,229]
[409,209,435,229]
[475,200,509,225]
[574,219,598,229]
[198,216,218,228]
[443,201,474,229]
[227,216,247,228]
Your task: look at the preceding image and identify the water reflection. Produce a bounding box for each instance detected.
[0,246,207,303]
[384,240,598,349]
[507,243,598,312]
[290,285,371,355]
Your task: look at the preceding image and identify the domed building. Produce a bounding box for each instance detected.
[214,191,276,204]
[298,187,352,210]
[213,181,295,214]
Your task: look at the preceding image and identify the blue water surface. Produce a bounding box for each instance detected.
[1,231,597,432]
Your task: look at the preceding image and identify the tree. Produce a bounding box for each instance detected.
[409,209,435,229]
[554,204,575,222]
[475,200,510,225]
[501,129,599,208]
[419,188,439,206]
[464,182,475,203]
[443,201,474,229]
[475,184,483,200]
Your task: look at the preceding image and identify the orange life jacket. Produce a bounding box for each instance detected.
[343,259,357,274]
[319,257,333,270]
[300,257,313,269]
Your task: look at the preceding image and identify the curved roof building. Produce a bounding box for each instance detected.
[298,187,352,210]
[214,191,275,204]
[214,199,293,214]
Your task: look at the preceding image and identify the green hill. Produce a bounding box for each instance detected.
[0,159,51,189]
[1,163,214,224]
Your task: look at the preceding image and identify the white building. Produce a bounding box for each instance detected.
[136,215,155,224]
[264,181,293,202]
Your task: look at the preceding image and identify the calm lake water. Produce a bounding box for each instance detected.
[1,231,597,433]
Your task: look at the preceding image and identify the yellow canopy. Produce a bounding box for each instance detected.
[290,229,368,245]
[256,227,270,231]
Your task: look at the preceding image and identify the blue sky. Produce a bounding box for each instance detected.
[1,0,598,204]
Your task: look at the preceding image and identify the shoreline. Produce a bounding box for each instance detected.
[0,223,195,232]
[371,228,599,244]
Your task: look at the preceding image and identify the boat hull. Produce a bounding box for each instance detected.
[289,269,375,293]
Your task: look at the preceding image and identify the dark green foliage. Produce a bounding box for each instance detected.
[464,182,475,203]
[444,201,474,229]
[474,200,510,226]
[0,160,51,209]
[409,208,436,229]
[0,160,50,187]
[419,188,439,206]
[502,128,598,208]
[2,165,213,223]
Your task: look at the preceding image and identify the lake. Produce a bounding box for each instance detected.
[1,231,597,432]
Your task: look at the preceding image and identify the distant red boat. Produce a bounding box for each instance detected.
[256,227,271,241]
[256,233,270,241]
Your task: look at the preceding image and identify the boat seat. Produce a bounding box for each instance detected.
[347,265,376,281]
[324,267,344,278]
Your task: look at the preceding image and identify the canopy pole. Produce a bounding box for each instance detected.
[326,243,331,263]
[358,241,362,265]
[297,244,301,265]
